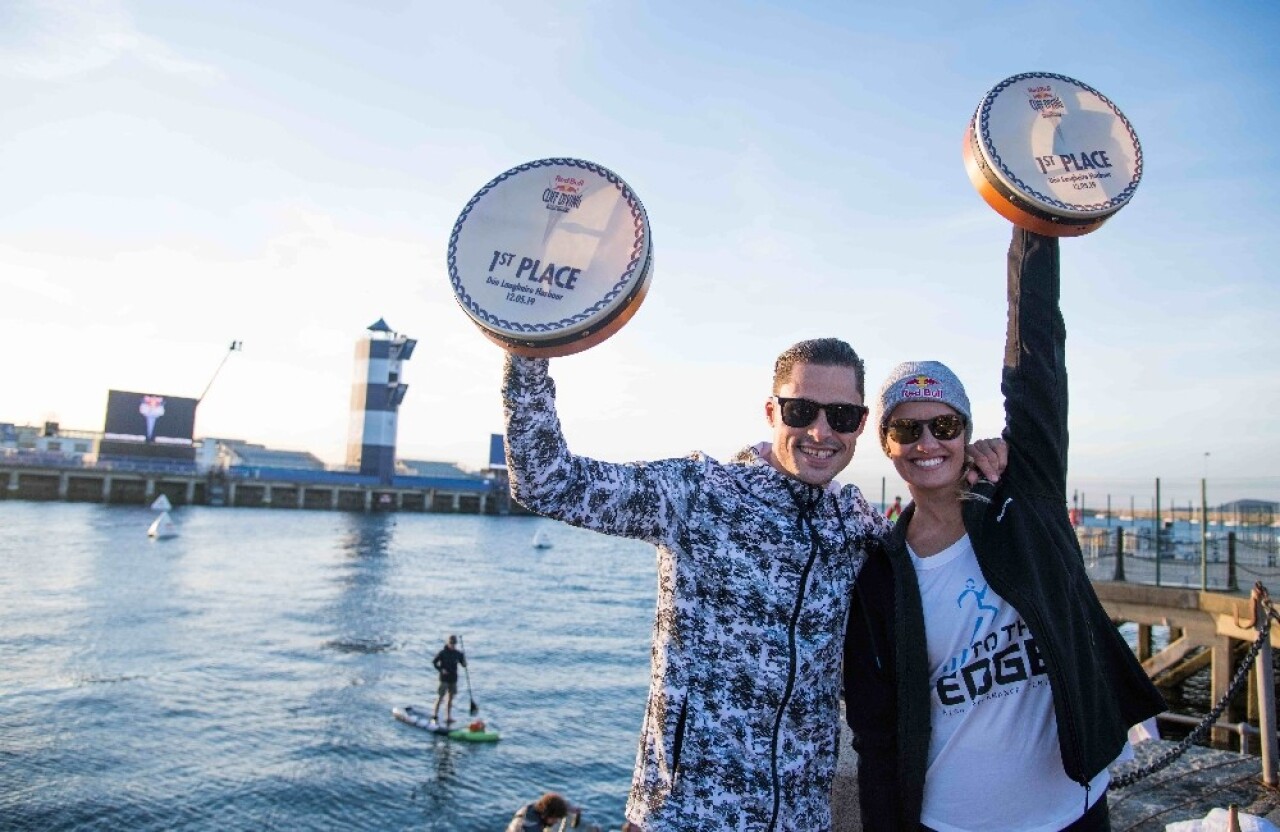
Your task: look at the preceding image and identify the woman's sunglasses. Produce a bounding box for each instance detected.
[773,397,868,434]
[885,414,967,444]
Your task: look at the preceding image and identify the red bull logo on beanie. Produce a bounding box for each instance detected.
[901,375,945,401]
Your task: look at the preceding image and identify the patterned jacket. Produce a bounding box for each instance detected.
[503,355,889,832]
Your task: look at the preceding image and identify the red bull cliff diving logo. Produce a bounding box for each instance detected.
[902,375,945,401]
[543,174,585,213]
[1026,84,1065,118]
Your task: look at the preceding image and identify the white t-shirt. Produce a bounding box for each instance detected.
[911,535,1107,832]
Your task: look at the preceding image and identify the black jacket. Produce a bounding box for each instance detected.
[843,228,1166,830]
[433,645,466,683]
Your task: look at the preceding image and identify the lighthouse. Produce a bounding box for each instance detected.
[345,318,416,482]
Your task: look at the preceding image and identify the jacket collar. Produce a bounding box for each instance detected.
[734,442,844,493]
[887,479,997,556]
[731,442,840,510]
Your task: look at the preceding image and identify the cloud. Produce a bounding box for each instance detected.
[0,0,221,82]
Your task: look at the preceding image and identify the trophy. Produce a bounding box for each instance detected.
[447,158,653,357]
[964,72,1141,236]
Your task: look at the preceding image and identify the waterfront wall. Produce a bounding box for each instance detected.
[0,459,512,515]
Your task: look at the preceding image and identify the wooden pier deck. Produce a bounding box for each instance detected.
[832,568,1280,829]
[833,719,1280,831]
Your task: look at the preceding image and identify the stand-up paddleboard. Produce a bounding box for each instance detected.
[392,706,501,742]
[963,72,1141,236]
[392,705,452,734]
[447,723,501,743]
[447,158,652,357]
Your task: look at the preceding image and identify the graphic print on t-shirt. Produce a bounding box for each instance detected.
[934,611,1049,715]
[916,544,1050,717]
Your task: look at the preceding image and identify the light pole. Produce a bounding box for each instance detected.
[1201,452,1210,591]
[198,340,243,404]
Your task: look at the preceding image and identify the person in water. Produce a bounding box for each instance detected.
[506,792,576,832]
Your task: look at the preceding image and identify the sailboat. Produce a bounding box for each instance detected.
[150,494,173,511]
[531,529,552,549]
[148,511,178,540]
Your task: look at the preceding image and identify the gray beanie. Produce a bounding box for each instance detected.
[877,360,973,445]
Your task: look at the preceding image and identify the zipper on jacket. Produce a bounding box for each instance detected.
[768,487,825,832]
[670,697,688,787]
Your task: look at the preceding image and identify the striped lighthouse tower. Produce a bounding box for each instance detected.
[345,318,416,483]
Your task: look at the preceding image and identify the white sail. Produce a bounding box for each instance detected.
[150,494,173,511]
[148,511,178,539]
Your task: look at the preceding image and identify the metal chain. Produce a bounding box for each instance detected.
[1112,596,1273,789]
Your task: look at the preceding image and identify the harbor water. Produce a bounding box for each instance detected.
[6,502,1269,829]
[0,502,654,831]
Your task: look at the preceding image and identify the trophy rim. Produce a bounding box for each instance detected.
[972,71,1143,221]
[447,157,651,345]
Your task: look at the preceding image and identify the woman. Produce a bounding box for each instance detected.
[843,229,1165,831]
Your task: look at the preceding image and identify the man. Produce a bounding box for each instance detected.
[886,495,903,522]
[502,340,1004,832]
[430,634,466,726]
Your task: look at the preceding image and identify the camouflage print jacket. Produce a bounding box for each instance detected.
[503,355,890,832]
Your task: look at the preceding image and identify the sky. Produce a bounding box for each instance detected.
[1,0,1277,509]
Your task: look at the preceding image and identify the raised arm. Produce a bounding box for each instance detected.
[1002,228,1068,499]
[502,354,696,543]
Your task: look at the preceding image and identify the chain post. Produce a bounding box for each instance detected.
[1255,584,1277,786]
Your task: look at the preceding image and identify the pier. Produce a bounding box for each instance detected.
[0,456,507,514]
[1095,581,1279,746]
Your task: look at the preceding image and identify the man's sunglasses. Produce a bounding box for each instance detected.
[773,397,868,434]
[885,414,967,444]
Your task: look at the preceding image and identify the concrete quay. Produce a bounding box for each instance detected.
[0,458,505,514]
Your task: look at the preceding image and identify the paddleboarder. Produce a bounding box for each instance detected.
[430,634,466,726]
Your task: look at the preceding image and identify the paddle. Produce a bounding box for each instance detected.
[458,634,479,716]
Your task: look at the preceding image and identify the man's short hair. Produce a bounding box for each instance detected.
[773,338,866,399]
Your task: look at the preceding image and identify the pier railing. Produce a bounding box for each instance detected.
[1080,527,1280,591]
